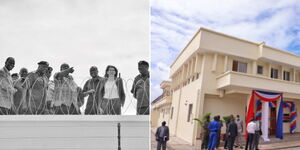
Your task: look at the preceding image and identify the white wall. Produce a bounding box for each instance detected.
[0,115,149,150]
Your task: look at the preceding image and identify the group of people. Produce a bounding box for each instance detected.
[201,115,249,150]
[0,57,150,115]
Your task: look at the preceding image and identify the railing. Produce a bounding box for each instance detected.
[0,77,149,115]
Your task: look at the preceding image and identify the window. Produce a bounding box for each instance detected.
[232,60,247,73]
[271,68,278,79]
[187,104,193,122]
[283,71,290,81]
[170,107,174,119]
[257,65,263,75]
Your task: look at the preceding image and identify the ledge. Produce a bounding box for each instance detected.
[0,115,149,122]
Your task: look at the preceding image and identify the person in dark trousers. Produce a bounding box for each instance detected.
[253,117,262,150]
[155,121,169,150]
[227,118,238,150]
[224,114,234,149]
[201,116,210,150]
[208,116,221,150]
[245,119,256,150]
[216,115,223,149]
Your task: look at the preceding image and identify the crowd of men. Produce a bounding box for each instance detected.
[201,115,261,150]
[0,57,150,115]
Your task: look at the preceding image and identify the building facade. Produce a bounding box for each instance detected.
[151,28,300,146]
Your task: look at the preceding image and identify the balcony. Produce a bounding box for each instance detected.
[216,71,300,95]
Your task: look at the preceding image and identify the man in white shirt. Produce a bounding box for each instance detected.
[246,119,256,150]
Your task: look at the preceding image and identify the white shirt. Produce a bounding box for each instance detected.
[247,121,256,134]
[103,80,119,99]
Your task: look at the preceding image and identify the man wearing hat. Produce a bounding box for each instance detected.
[82,66,103,115]
[53,63,81,114]
[0,57,18,115]
[22,61,49,114]
[131,60,150,115]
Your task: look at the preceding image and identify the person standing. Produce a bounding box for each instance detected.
[155,121,169,150]
[201,116,210,150]
[216,115,223,149]
[131,60,149,115]
[12,68,28,114]
[235,115,244,149]
[253,117,262,150]
[45,67,54,114]
[0,57,17,115]
[82,66,103,115]
[224,115,234,149]
[208,116,221,150]
[98,65,125,115]
[226,119,238,150]
[22,61,49,114]
[53,63,80,114]
[245,119,256,150]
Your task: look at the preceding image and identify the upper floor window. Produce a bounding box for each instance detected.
[232,60,247,73]
[283,71,290,81]
[257,65,263,75]
[271,68,278,79]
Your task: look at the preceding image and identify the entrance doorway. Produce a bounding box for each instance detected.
[270,107,276,135]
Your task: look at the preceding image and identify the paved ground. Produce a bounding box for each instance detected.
[151,128,300,150]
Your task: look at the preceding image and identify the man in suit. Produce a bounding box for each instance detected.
[155,121,169,150]
[227,118,238,150]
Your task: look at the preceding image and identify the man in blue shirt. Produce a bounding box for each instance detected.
[208,116,221,150]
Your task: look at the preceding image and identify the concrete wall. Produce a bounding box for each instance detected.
[0,116,149,150]
[175,79,201,144]
[203,94,248,134]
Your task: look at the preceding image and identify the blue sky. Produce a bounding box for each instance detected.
[151,0,300,100]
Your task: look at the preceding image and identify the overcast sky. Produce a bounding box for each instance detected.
[151,0,300,101]
[0,0,149,115]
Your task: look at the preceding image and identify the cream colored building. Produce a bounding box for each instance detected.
[151,27,300,146]
[151,81,172,128]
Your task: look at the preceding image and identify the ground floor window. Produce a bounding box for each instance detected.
[187,104,193,122]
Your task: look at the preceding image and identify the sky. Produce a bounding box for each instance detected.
[151,0,300,101]
[0,0,149,115]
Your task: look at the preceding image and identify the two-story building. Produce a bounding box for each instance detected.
[151,27,300,146]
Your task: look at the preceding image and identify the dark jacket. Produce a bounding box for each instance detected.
[82,76,103,108]
[155,126,170,141]
[98,77,125,106]
[227,121,238,137]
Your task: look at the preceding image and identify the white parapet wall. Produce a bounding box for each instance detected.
[0,115,149,150]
